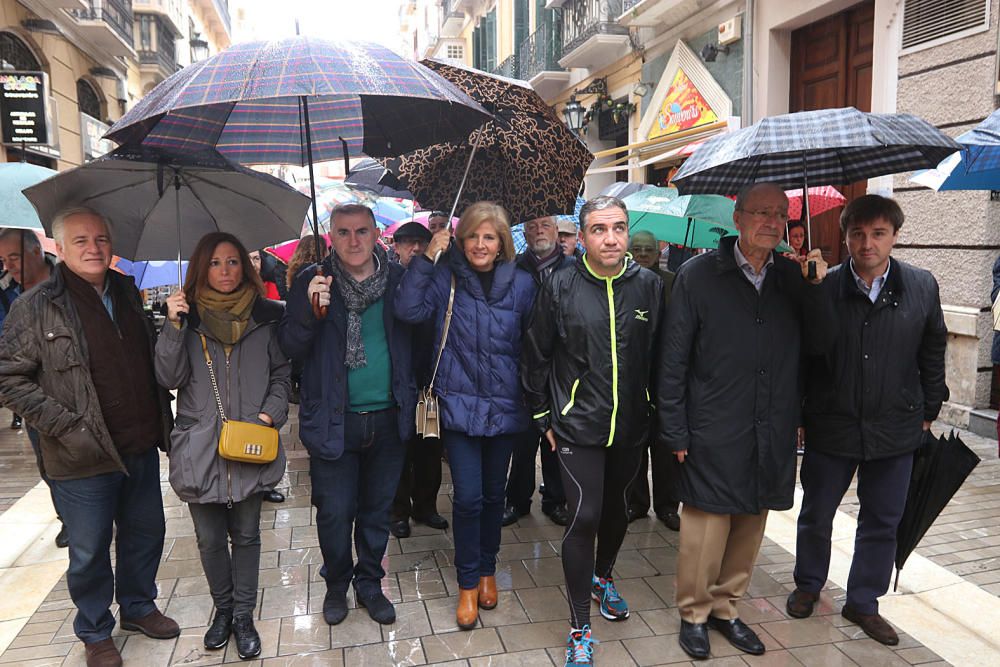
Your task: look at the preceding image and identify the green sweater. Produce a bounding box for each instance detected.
[347,298,394,412]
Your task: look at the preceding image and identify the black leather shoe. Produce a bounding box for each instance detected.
[55,524,69,548]
[322,590,348,625]
[264,490,285,503]
[679,620,710,660]
[627,505,648,522]
[707,616,765,655]
[232,614,261,659]
[203,610,232,650]
[658,512,681,532]
[357,591,396,625]
[390,519,411,538]
[543,505,569,526]
[414,513,449,530]
[501,506,521,527]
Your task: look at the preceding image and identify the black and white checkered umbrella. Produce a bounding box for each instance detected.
[672,108,960,195]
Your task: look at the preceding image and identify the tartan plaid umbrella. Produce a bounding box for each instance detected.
[672,108,960,194]
[380,60,593,224]
[105,38,491,165]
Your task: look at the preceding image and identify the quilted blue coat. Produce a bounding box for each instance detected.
[396,249,537,437]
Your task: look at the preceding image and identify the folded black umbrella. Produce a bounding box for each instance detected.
[894,431,980,589]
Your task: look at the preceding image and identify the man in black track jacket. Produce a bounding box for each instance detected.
[787,195,948,647]
[522,196,663,658]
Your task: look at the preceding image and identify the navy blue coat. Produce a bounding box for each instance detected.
[278,257,415,460]
[396,250,537,437]
[992,254,1000,365]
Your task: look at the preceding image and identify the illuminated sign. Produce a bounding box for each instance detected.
[649,68,718,139]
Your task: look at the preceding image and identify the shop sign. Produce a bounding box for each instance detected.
[649,68,719,139]
[0,71,49,147]
[81,113,115,162]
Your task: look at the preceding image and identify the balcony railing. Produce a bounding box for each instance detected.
[69,0,135,46]
[491,53,519,79]
[622,0,642,11]
[519,22,564,80]
[561,0,627,55]
[139,48,178,74]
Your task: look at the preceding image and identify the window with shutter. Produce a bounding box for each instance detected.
[902,0,989,52]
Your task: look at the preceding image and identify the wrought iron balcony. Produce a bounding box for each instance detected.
[491,53,519,80]
[69,0,134,46]
[561,0,628,56]
[519,23,564,81]
[139,48,178,75]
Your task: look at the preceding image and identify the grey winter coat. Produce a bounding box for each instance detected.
[155,298,290,505]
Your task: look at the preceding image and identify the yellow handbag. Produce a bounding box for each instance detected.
[200,335,278,464]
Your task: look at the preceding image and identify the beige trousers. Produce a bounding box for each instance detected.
[675,505,769,623]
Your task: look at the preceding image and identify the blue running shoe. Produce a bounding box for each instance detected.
[565,625,596,666]
[591,575,629,621]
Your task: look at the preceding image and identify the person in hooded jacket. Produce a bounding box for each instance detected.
[155,232,290,661]
[522,196,663,667]
[396,201,536,631]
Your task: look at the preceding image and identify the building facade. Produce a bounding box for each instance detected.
[399,0,1000,430]
[1,0,230,170]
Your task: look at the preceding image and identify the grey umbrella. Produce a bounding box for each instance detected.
[23,147,310,283]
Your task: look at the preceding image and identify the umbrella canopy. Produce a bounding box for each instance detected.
[264,234,331,264]
[556,197,587,225]
[23,146,310,260]
[895,431,980,588]
[345,158,414,199]
[626,191,737,250]
[599,182,655,200]
[371,198,413,228]
[104,38,492,165]
[672,107,960,195]
[116,259,189,290]
[910,110,1000,191]
[0,162,57,231]
[381,60,593,224]
[786,186,846,220]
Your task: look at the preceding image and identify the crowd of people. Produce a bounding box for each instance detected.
[0,183,948,667]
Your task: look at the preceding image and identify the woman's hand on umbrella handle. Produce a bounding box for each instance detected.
[166,291,188,324]
[425,229,451,263]
[308,272,332,320]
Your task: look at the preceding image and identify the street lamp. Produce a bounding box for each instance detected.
[189,35,210,63]
[563,95,586,135]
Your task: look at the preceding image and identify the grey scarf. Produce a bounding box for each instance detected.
[330,245,389,369]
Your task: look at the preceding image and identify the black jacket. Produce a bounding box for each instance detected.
[803,258,948,460]
[657,237,834,514]
[515,249,575,286]
[522,256,663,448]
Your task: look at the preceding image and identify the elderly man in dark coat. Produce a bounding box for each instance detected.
[658,182,832,660]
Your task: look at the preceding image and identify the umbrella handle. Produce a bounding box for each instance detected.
[312,266,329,320]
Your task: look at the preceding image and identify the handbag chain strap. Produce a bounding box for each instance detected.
[428,276,456,393]
[200,334,228,422]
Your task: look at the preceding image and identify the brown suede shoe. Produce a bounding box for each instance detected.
[786,588,820,618]
[456,587,479,630]
[85,638,122,667]
[841,604,898,645]
[120,609,181,639]
[478,576,498,610]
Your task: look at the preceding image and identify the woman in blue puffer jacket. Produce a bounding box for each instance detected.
[396,201,536,630]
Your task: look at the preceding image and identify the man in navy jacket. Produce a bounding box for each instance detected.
[279,204,415,629]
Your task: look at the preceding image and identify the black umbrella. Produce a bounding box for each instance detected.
[894,431,980,590]
[345,158,414,200]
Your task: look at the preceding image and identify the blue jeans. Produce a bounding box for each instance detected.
[311,408,404,597]
[443,430,516,590]
[49,447,165,644]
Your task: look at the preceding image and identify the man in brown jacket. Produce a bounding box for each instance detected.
[0,207,177,667]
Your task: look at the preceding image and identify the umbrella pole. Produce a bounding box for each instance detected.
[174,172,183,289]
[434,123,485,264]
[802,160,817,280]
[681,216,693,264]
[301,95,327,319]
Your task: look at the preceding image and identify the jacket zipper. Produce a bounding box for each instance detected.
[561,378,581,415]
[582,256,626,447]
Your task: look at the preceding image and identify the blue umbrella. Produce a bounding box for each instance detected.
[371,198,413,228]
[0,162,57,230]
[911,110,1000,190]
[117,259,189,290]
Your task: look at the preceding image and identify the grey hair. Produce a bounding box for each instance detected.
[579,196,628,231]
[51,206,113,245]
[734,182,786,212]
[629,230,656,246]
[0,228,41,254]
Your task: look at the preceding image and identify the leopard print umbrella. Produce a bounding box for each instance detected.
[380,60,593,224]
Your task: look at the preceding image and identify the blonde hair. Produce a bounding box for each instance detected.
[286,234,329,289]
[455,201,516,263]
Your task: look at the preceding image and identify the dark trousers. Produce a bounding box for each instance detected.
[443,429,516,590]
[188,493,264,617]
[505,430,565,514]
[392,434,443,521]
[49,447,165,644]
[311,409,404,597]
[627,440,680,516]
[794,448,914,615]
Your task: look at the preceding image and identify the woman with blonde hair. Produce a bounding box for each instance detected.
[396,201,536,629]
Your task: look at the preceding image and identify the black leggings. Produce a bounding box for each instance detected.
[557,441,644,627]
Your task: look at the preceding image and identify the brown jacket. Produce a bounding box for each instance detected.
[0,267,173,480]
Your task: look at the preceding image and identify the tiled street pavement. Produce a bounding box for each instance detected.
[0,407,997,665]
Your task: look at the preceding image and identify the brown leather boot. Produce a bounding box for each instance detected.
[456,587,479,630]
[84,638,122,667]
[478,575,498,610]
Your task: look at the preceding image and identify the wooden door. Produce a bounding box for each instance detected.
[790,1,874,265]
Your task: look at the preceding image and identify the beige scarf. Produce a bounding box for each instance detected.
[196,284,256,348]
